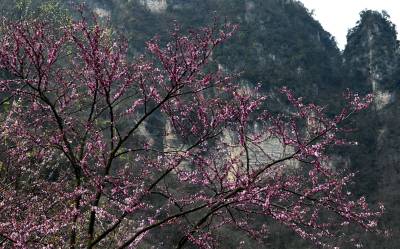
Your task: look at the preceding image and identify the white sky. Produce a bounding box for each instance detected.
[299,0,400,50]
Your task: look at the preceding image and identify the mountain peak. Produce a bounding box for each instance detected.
[344,9,398,98]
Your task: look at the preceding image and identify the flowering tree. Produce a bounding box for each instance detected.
[0,13,383,249]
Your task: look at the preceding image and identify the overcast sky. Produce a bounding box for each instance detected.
[299,0,400,50]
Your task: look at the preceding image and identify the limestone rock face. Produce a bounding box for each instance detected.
[245,1,255,22]
[220,125,298,182]
[139,0,167,13]
[94,7,110,18]
[375,90,394,110]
